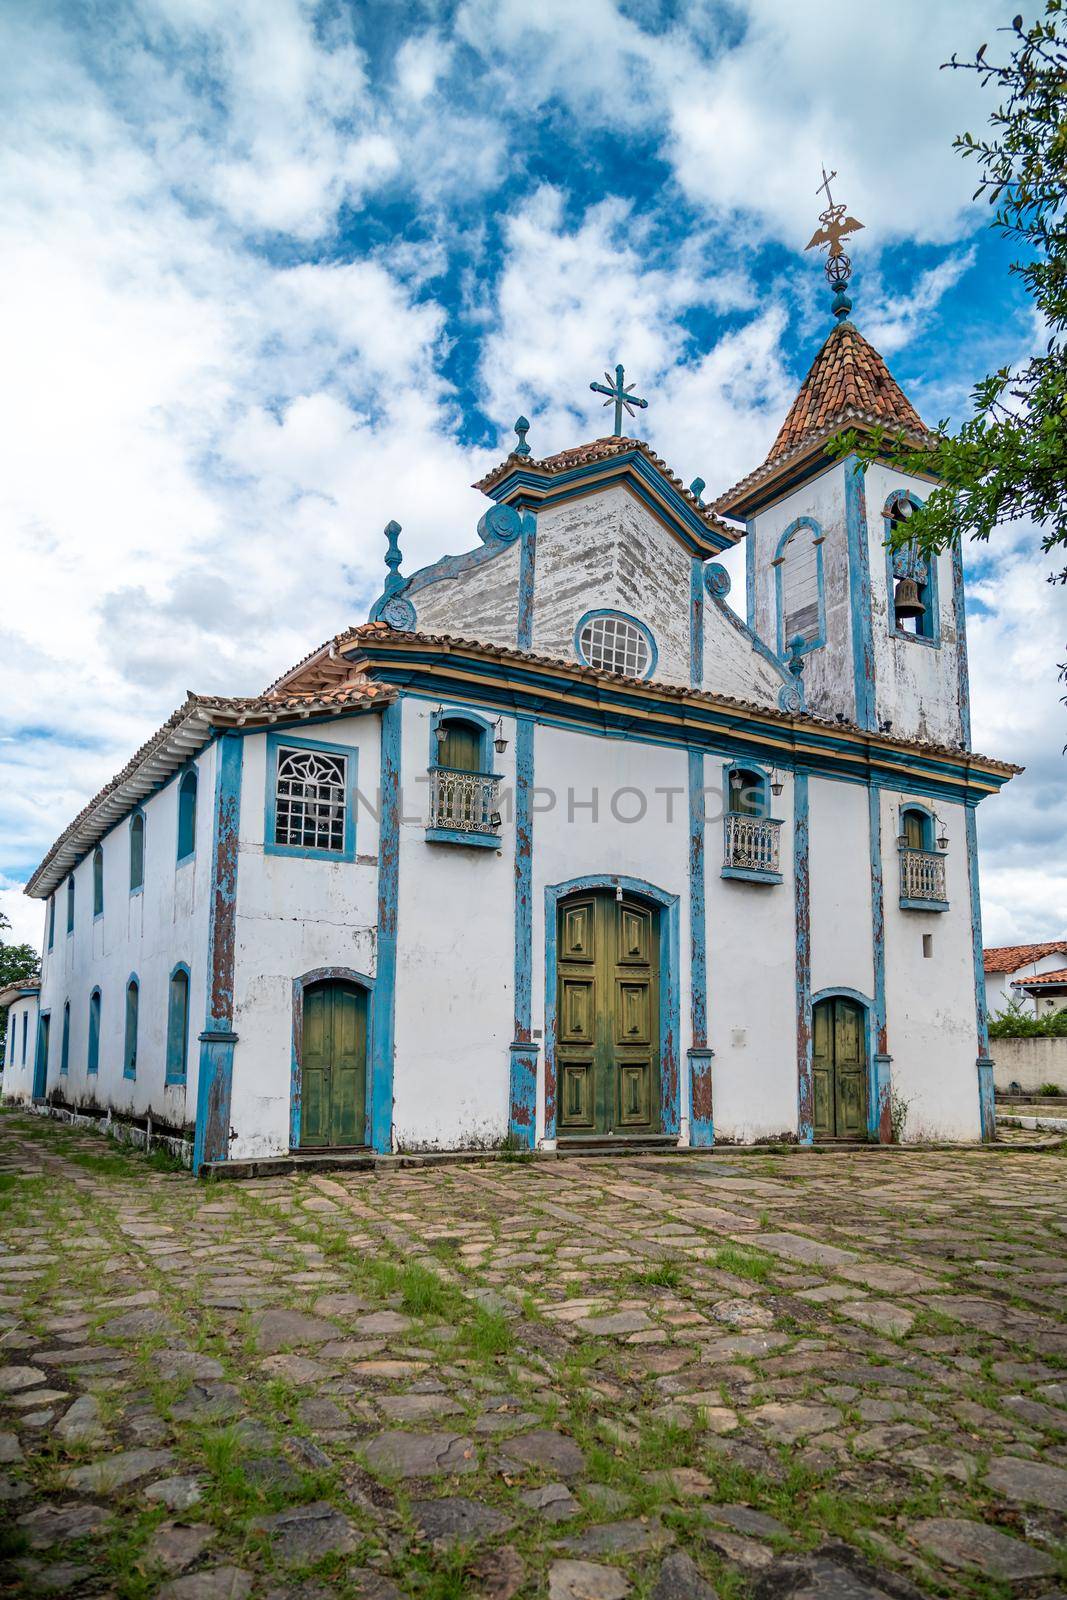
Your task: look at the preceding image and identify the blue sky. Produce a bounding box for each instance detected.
[1,0,1063,946]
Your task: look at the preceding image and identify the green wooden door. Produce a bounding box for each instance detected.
[812,997,867,1140]
[300,981,368,1148]
[556,891,660,1136]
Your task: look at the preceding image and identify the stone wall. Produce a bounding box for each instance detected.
[992,1035,1067,1093]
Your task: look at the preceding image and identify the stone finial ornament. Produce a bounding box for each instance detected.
[383,519,404,596]
[513,416,531,457]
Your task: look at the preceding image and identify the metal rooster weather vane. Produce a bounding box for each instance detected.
[805,167,864,320]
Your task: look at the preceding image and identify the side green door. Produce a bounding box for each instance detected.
[300,981,368,1148]
[812,996,867,1140]
[557,891,660,1136]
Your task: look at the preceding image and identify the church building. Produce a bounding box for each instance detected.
[9,269,1018,1169]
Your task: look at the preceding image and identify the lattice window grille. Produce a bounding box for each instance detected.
[579,614,651,678]
[275,747,347,852]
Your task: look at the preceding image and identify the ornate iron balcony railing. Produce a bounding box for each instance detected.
[428,768,500,835]
[723,814,781,876]
[900,847,947,903]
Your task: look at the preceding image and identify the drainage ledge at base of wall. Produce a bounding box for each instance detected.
[21,1100,193,1168]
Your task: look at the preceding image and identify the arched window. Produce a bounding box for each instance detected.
[275,747,347,853]
[900,806,934,852]
[177,770,197,862]
[885,493,940,643]
[60,1002,70,1076]
[166,965,190,1085]
[123,977,139,1080]
[774,519,825,656]
[575,611,656,679]
[88,990,101,1076]
[433,716,488,774]
[21,1011,28,1064]
[66,875,75,936]
[93,847,104,917]
[130,813,145,893]
[47,895,55,951]
[727,766,770,818]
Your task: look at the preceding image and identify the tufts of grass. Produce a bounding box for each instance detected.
[633,1260,682,1290]
[712,1242,776,1283]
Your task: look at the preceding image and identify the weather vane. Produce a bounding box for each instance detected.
[805,167,864,320]
[589,364,648,437]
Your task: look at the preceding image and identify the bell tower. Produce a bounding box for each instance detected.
[714,183,971,750]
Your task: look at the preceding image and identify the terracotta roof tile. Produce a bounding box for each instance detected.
[1013,968,1067,988]
[767,320,927,464]
[984,941,1067,973]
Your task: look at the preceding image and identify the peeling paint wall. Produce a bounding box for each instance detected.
[226,716,381,1161]
[407,539,521,647]
[33,742,217,1127]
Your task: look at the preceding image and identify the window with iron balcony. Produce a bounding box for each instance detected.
[426,713,504,850]
[898,806,949,911]
[721,765,783,884]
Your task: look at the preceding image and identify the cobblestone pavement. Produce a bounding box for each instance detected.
[3,1113,1067,1600]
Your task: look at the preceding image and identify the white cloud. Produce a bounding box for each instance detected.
[864,249,978,355]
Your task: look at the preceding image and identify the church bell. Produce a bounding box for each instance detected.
[893,576,925,621]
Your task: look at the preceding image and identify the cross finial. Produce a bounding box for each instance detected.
[383,520,403,596]
[804,166,864,321]
[513,416,531,457]
[589,363,648,437]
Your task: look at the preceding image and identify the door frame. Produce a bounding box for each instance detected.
[290,967,374,1150]
[811,987,878,1140]
[544,876,679,1142]
[32,1009,50,1103]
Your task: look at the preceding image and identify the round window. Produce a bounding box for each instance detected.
[577,612,654,678]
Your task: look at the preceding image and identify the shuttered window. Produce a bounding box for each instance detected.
[779,528,821,647]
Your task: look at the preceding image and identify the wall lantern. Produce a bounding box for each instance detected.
[897,831,909,848]
[434,708,448,753]
[770,768,784,797]
[493,718,509,755]
[936,817,949,851]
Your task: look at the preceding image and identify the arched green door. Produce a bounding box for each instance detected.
[812,997,867,1140]
[556,891,661,1136]
[299,981,368,1148]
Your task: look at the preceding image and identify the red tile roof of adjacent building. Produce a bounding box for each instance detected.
[984,941,1067,973]
[1012,968,1067,988]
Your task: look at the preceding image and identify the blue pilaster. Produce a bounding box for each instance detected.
[508,715,537,1148]
[517,513,537,652]
[370,698,402,1153]
[867,784,892,1141]
[193,733,243,1173]
[844,457,877,731]
[794,770,813,1143]
[951,541,973,747]
[745,519,756,629]
[689,557,704,688]
[965,802,995,1140]
[687,750,712,1144]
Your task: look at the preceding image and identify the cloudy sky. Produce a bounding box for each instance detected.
[1,0,1063,949]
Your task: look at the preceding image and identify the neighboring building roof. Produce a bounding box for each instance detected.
[984,941,1067,974]
[1012,968,1067,990]
[473,435,739,553]
[0,982,39,1009]
[714,320,935,519]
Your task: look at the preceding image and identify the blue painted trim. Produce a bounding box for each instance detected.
[952,540,972,746]
[370,699,401,1154]
[425,828,500,849]
[794,771,813,1143]
[60,1000,70,1076]
[65,875,75,936]
[509,714,536,1148]
[517,511,537,652]
[722,758,771,818]
[428,707,494,772]
[488,450,732,556]
[573,609,658,680]
[123,972,140,1081]
[129,808,146,896]
[964,803,994,1139]
[543,875,680,1142]
[845,456,877,731]
[899,897,950,913]
[290,968,375,1151]
[47,895,55,951]
[165,961,191,1085]
[264,731,358,863]
[867,786,889,1140]
[87,987,101,1076]
[773,517,826,659]
[688,749,713,1148]
[176,767,198,865]
[884,491,941,648]
[193,734,243,1172]
[32,1010,50,1101]
[812,986,880,1142]
[721,866,783,885]
[369,504,532,622]
[745,519,756,629]
[92,847,104,919]
[689,559,704,688]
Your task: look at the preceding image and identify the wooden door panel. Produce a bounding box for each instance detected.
[301,986,329,1147]
[812,996,867,1141]
[300,981,367,1149]
[615,979,651,1045]
[560,1060,594,1129]
[812,1065,832,1138]
[562,902,594,962]
[616,904,650,964]
[836,1068,865,1139]
[560,979,595,1043]
[617,1061,651,1126]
